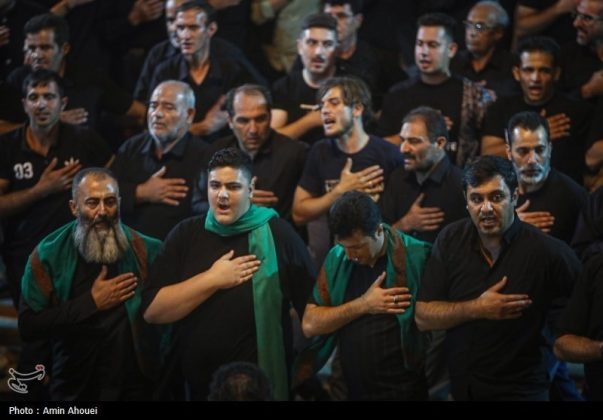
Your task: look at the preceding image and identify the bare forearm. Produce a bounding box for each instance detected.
[143,272,219,324]
[273,113,320,140]
[514,5,565,38]
[293,190,341,225]
[415,300,478,331]
[480,135,507,157]
[0,186,46,218]
[586,140,603,170]
[302,300,367,337]
[554,334,603,363]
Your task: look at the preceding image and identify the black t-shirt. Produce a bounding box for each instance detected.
[517,169,587,245]
[380,157,467,244]
[558,252,603,401]
[311,254,427,400]
[111,132,210,240]
[482,92,593,182]
[141,216,315,400]
[19,258,148,400]
[559,42,603,100]
[298,135,403,199]
[418,217,580,400]
[572,186,603,262]
[209,131,307,220]
[0,125,112,263]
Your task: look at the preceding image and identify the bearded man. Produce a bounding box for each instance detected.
[19,167,168,401]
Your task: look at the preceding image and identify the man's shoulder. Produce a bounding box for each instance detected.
[117,132,150,155]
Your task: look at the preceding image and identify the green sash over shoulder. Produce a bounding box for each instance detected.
[293,225,431,388]
[21,220,170,380]
[205,205,289,401]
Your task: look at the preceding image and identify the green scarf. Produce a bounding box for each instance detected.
[293,225,430,388]
[205,205,288,401]
[20,220,170,381]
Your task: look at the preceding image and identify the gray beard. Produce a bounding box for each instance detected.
[73,221,129,264]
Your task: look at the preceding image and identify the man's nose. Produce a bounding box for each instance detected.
[481,200,493,212]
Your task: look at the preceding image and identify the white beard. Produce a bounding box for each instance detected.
[73,221,129,264]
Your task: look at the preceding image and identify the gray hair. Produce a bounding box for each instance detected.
[155,80,196,109]
[473,1,509,28]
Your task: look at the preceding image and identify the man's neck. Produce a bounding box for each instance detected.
[302,67,336,88]
[335,123,369,154]
[420,69,451,85]
[153,135,184,160]
[470,48,495,73]
[338,35,357,60]
[478,233,503,264]
[27,124,59,155]
[414,154,444,185]
[368,232,387,268]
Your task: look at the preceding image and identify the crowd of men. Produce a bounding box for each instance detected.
[1,0,603,402]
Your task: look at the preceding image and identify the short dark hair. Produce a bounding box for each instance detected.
[317,76,373,124]
[402,106,449,143]
[207,147,253,181]
[417,13,456,41]
[22,69,65,98]
[224,84,273,117]
[515,36,560,68]
[72,167,118,200]
[24,13,69,45]
[176,0,216,23]
[506,111,550,146]
[208,362,272,401]
[328,191,381,239]
[300,12,338,34]
[463,155,517,194]
[322,0,364,15]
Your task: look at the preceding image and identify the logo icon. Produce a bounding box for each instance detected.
[7,364,45,394]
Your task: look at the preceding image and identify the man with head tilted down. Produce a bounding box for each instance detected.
[142,148,314,400]
[19,168,167,400]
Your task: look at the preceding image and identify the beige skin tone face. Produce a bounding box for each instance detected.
[513,52,560,106]
[25,29,68,72]
[465,5,503,57]
[22,81,66,130]
[70,177,120,233]
[399,119,443,173]
[336,226,385,267]
[415,26,457,80]
[320,87,358,139]
[466,175,518,239]
[148,84,194,146]
[574,0,603,46]
[228,92,271,154]
[297,28,338,77]
[208,166,252,225]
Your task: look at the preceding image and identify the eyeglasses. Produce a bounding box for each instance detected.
[571,11,603,25]
[463,20,494,33]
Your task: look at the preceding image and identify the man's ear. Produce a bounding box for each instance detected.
[435,136,447,150]
[207,21,218,38]
[69,199,77,217]
[187,107,195,125]
[61,96,68,111]
[61,42,70,57]
[511,188,519,207]
[352,102,364,119]
[553,66,561,82]
[448,41,458,59]
[512,66,520,82]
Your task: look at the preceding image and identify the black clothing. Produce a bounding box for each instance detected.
[572,186,603,262]
[311,255,428,401]
[141,216,315,400]
[209,131,307,220]
[482,92,593,183]
[110,132,210,240]
[451,49,519,98]
[418,217,581,400]
[380,157,466,244]
[558,252,603,401]
[559,42,603,101]
[135,37,266,104]
[298,135,402,197]
[517,169,586,244]
[0,124,112,304]
[516,0,576,47]
[19,258,149,401]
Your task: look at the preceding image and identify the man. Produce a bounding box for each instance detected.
[0,69,112,306]
[560,0,603,100]
[5,13,146,135]
[293,76,402,265]
[301,191,430,400]
[555,252,603,400]
[148,0,261,140]
[481,36,593,183]
[416,156,581,401]
[18,168,166,400]
[141,147,314,400]
[507,111,587,244]
[271,13,339,144]
[378,13,492,167]
[381,106,466,244]
[135,0,264,110]
[451,1,518,98]
[111,80,209,240]
[210,84,307,221]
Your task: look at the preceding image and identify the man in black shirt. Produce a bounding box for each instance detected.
[0,70,112,306]
[142,148,314,400]
[416,156,581,400]
[111,80,209,240]
[507,111,586,244]
[211,84,307,221]
[555,253,603,401]
[482,36,593,183]
[19,167,166,400]
[381,106,466,244]
[378,13,492,166]
[302,191,430,400]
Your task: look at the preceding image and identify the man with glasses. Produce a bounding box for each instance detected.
[451,1,518,99]
[560,0,603,100]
